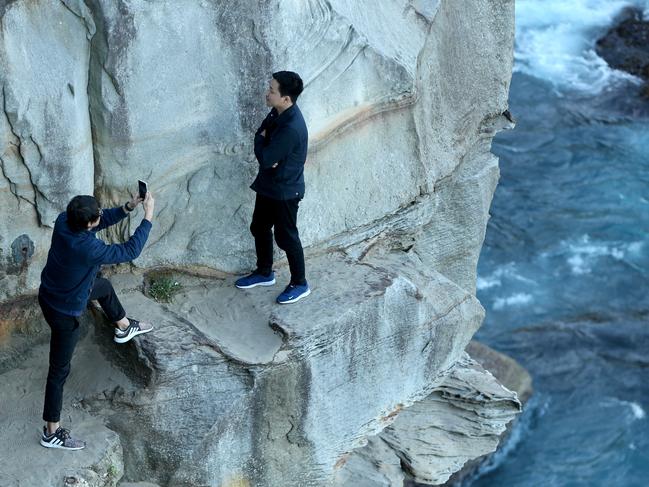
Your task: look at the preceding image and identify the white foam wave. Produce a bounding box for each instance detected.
[493,293,534,310]
[564,234,643,275]
[602,397,647,421]
[477,264,537,291]
[630,402,646,419]
[627,241,644,254]
[515,0,649,93]
[477,276,502,291]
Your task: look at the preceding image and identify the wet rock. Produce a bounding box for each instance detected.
[596,7,649,97]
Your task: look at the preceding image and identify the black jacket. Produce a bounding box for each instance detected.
[39,207,152,316]
[251,104,308,200]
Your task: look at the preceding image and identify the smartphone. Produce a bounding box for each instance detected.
[138,180,148,199]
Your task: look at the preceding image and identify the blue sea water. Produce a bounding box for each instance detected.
[468,1,649,486]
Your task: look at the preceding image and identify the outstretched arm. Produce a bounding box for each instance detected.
[94,194,144,232]
[88,219,152,265]
[89,192,155,265]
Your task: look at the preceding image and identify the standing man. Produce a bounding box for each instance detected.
[235,71,310,304]
[38,191,155,450]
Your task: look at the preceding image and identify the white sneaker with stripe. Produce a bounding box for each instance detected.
[40,426,85,450]
[114,318,154,344]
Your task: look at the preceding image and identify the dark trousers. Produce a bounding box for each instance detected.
[250,193,306,285]
[41,277,125,422]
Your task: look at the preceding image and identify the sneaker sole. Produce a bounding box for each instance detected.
[277,288,311,304]
[235,278,276,289]
[40,438,85,450]
[113,326,154,344]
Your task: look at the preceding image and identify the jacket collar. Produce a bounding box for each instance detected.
[274,104,297,125]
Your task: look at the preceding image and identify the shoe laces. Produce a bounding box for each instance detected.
[57,427,71,440]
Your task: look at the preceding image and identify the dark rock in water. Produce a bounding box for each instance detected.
[596,7,649,97]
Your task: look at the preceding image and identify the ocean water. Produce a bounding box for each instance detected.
[468,1,649,486]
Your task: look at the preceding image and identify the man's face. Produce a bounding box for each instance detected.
[265,78,288,109]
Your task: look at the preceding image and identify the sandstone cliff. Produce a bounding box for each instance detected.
[0,1,517,486]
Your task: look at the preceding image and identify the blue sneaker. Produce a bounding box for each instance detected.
[235,271,276,289]
[276,283,311,304]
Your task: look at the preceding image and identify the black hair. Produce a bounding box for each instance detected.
[66,195,100,232]
[272,71,304,103]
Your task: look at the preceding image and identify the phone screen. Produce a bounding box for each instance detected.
[138,180,148,199]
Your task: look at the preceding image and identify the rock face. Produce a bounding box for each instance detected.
[0,0,513,296]
[0,0,516,486]
[0,0,95,299]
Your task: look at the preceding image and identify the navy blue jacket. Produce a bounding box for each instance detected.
[251,104,308,200]
[39,206,152,316]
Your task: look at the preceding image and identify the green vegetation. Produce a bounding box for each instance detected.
[148,276,182,303]
[107,463,119,479]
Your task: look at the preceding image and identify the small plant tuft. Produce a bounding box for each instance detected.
[107,464,119,479]
[148,276,182,303]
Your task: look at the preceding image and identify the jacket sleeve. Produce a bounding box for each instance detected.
[87,219,152,265]
[94,206,128,232]
[254,126,298,170]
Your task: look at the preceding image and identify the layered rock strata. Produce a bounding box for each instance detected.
[333,352,522,486]
[440,341,533,487]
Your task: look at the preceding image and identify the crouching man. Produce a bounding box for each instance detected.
[38,191,155,450]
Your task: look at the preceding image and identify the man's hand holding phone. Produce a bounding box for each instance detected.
[143,191,155,222]
[126,193,144,211]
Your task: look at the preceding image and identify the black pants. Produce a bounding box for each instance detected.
[250,193,306,285]
[41,277,125,422]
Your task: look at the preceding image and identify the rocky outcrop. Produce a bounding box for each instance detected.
[0,0,516,485]
[0,0,95,299]
[596,7,649,97]
[333,351,522,486]
[441,341,533,486]
[81,253,486,486]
